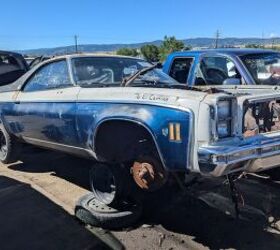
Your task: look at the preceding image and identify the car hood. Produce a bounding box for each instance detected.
[197,85,280,96]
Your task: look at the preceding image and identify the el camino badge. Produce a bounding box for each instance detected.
[135,93,169,102]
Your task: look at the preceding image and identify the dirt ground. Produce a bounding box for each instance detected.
[1,145,280,250]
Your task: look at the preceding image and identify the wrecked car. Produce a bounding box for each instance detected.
[163,49,280,86]
[1,54,280,206]
[0,51,29,86]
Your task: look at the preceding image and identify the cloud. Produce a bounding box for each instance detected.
[270,33,278,38]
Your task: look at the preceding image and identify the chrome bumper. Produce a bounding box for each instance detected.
[198,136,280,177]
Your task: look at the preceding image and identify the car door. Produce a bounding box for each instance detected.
[193,54,243,86]
[11,59,80,147]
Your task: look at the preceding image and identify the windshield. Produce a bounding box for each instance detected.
[240,53,280,85]
[72,57,179,87]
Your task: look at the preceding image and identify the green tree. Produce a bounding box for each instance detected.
[245,43,263,49]
[160,36,185,62]
[140,44,160,62]
[184,45,192,51]
[116,48,139,57]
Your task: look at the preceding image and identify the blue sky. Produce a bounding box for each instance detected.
[1,0,280,50]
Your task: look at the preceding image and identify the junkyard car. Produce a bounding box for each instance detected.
[1,54,280,205]
[0,51,29,86]
[163,49,280,86]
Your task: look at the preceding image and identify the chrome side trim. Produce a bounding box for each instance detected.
[22,136,96,159]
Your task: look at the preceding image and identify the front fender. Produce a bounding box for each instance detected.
[76,102,193,171]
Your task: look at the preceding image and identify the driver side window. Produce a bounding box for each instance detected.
[24,60,72,92]
[194,56,241,85]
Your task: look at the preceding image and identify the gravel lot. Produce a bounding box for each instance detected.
[1,145,280,249]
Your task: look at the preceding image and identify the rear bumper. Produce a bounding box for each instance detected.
[198,135,280,177]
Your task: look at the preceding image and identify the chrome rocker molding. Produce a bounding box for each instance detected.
[22,136,96,159]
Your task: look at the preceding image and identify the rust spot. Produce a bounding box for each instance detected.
[131,157,167,191]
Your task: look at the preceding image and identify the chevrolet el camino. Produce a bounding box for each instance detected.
[1,54,280,205]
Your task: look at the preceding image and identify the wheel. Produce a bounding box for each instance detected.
[0,123,20,164]
[75,193,142,229]
[89,163,131,206]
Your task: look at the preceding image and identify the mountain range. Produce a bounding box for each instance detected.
[19,37,280,56]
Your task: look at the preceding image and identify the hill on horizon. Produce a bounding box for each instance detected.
[18,37,280,56]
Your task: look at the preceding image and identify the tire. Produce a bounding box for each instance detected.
[75,193,142,229]
[0,123,20,164]
[89,163,131,206]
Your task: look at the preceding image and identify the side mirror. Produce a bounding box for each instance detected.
[223,78,241,85]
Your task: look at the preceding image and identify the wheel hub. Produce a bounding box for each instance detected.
[131,158,167,191]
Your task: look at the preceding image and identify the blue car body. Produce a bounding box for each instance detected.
[0,55,195,173]
[163,49,280,86]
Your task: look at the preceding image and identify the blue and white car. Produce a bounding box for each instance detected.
[1,54,280,205]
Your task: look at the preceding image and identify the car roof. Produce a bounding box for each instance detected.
[169,48,279,57]
[0,54,147,93]
[44,53,145,63]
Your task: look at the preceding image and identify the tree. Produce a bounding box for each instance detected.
[140,44,160,62]
[116,48,139,57]
[159,36,185,62]
[184,45,192,51]
[245,43,263,49]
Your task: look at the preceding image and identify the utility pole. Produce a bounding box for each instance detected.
[74,35,78,53]
[214,30,220,49]
[272,38,275,49]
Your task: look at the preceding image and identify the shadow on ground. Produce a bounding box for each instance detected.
[9,145,92,190]
[0,175,121,250]
[7,145,280,249]
[138,177,280,250]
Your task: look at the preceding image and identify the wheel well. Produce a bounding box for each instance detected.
[94,120,159,163]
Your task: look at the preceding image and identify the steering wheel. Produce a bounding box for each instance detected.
[261,72,280,85]
[205,68,227,85]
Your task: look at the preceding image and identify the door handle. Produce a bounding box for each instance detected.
[14,101,20,104]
